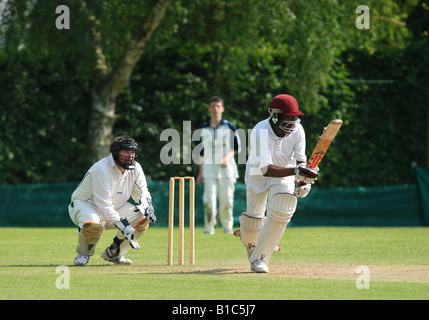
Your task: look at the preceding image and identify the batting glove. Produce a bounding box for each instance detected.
[294,180,312,198]
[294,164,319,184]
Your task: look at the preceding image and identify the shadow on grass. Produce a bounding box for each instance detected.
[0,264,112,268]
[0,264,251,275]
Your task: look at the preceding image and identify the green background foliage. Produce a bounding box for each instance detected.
[0,0,428,187]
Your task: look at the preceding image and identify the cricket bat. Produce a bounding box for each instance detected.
[306,119,343,169]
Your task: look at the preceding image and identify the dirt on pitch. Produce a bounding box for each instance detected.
[268,262,429,283]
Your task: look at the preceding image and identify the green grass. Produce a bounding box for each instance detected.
[0,227,428,300]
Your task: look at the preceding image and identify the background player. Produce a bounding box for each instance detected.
[196,96,241,234]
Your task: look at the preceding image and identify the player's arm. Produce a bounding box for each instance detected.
[221,122,241,167]
[194,127,204,186]
[196,160,203,186]
[263,161,318,183]
[262,164,297,177]
[262,159,306,177]
[132,164,156,223]
[220,149,236,167]
[131,164,151,203]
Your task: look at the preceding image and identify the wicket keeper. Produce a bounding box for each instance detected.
[239,94,318,273]
[68,136,156,266]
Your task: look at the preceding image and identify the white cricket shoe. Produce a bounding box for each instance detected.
[74,253,90,266]
[101,247,132,265]
[251,259,269,273]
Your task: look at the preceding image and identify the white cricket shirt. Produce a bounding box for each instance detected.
[245,118,307,193]
[71,154,151,223]
[197,119,241,179]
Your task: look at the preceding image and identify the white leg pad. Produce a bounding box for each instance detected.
[77,221,106,256]
[239,214,265,258]
[249,193,297,264]
[239,214,265,247]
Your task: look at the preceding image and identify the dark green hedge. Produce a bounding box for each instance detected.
[1,39,428,187]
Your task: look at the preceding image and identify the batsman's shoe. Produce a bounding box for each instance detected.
[251,259,269,273]
[74,253,90,266]
[101,247,132,265]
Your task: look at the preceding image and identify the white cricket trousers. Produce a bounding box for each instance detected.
[68,200,144,229]
[245,181,295,218]
[203,177,236,233]
[244,181,297,264]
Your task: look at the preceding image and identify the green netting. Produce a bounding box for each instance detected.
[293,184,421,226]
[416,166,429,226]
[1,167,428,227]
[0,182,79,227]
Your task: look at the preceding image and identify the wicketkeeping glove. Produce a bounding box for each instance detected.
[135,197,157,224]
[114,217,140,250]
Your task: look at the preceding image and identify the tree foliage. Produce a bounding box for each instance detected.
[0,0,427,187]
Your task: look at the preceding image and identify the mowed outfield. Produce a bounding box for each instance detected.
[0,226,428,300]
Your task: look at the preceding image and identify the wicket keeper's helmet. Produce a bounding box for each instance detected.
[110,136,138,170]
[268,94,303,136]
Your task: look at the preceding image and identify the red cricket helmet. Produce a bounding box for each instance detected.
[268,94,303,136]
[268,94,304,116]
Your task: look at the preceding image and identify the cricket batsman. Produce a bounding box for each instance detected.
[238,94,318,273]
[68,136,156,266]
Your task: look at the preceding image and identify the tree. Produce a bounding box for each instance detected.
[407,0,429,167]
[1,0,170,162]
[1,0,426,187]
[82,0,169,162]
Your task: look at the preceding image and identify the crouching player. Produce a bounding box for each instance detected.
[239,94,318,273]
[68,136,156,266]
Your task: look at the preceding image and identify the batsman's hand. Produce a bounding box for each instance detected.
[294,165,319,184]
[294,180,311,198]
[135,198,157,224]
[115,217,140,250]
